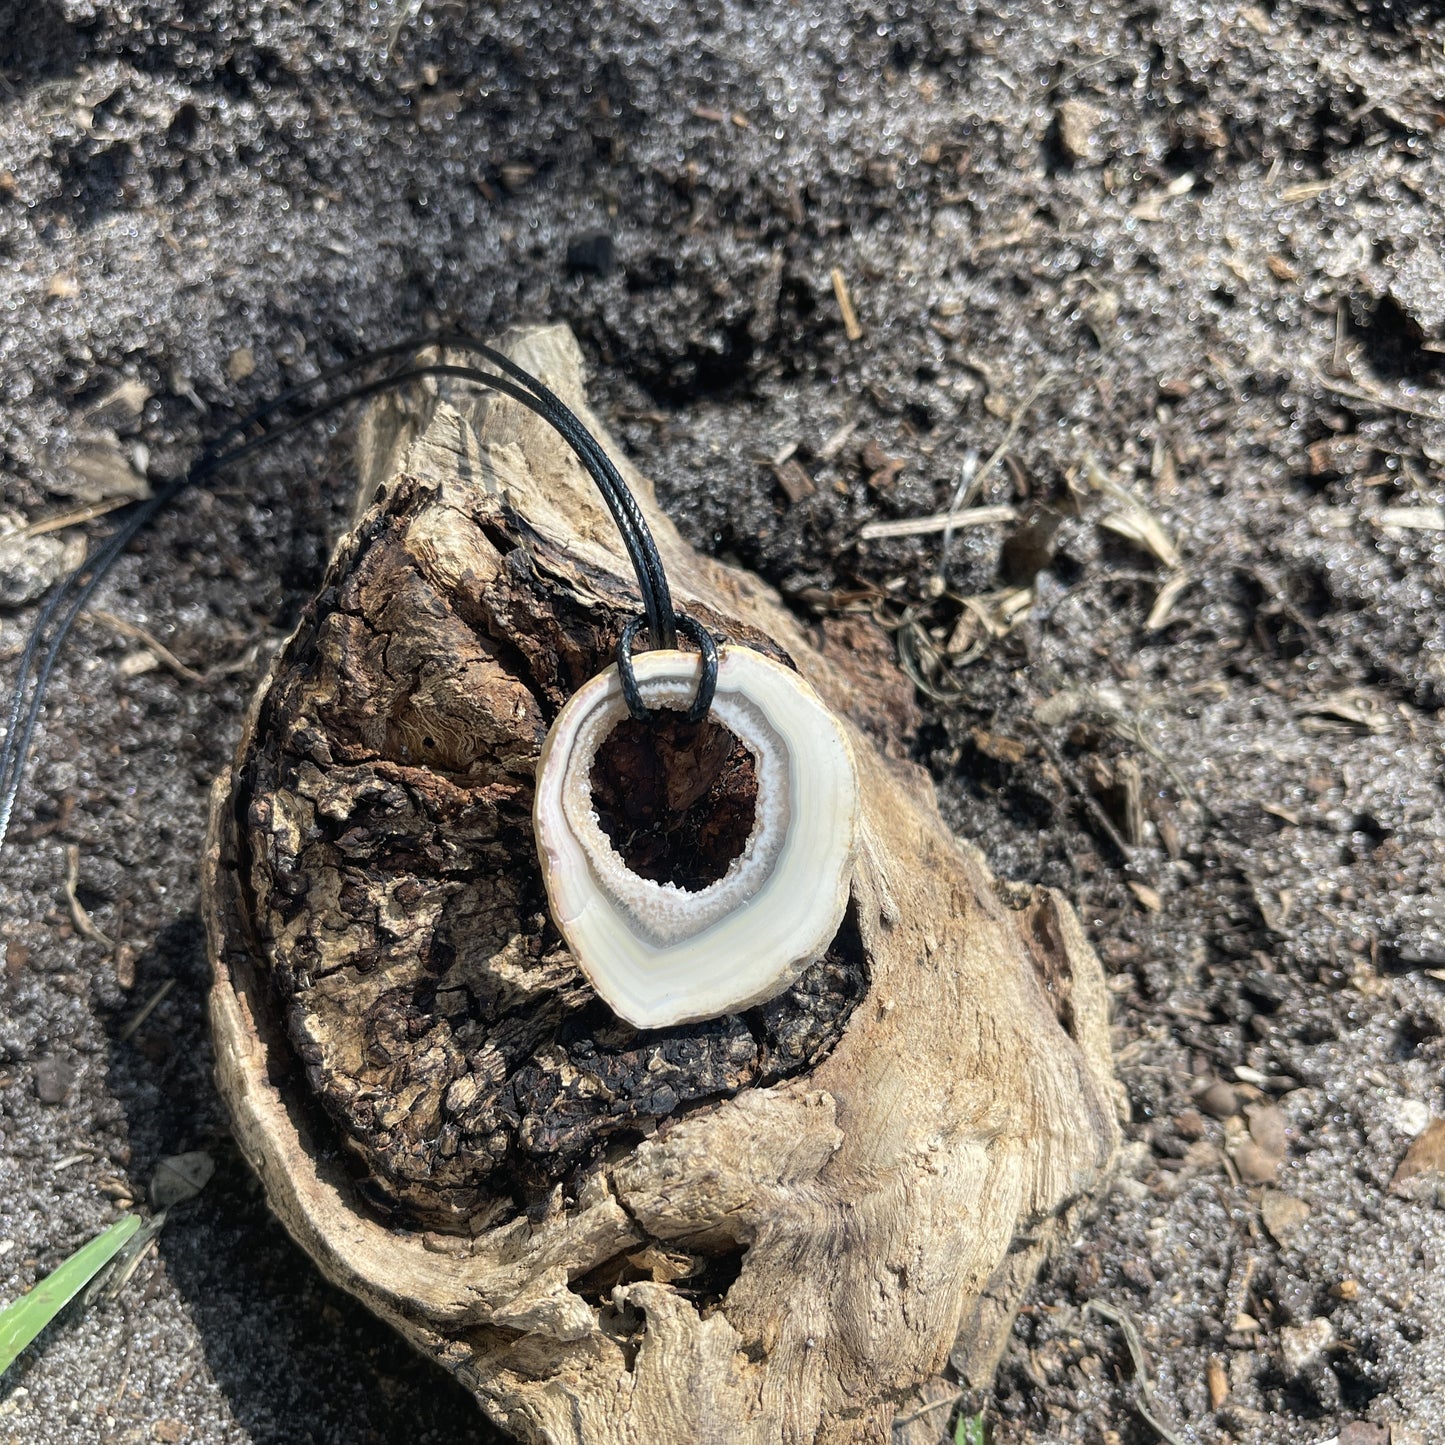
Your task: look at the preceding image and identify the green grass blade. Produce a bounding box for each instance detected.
[954,1413,986,1445]
[0,1214,142,1375]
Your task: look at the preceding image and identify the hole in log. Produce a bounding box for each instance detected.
[589,713,758,890]
[572,1238,749,1318]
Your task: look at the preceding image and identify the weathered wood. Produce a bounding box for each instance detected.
[204,324,1121,1444]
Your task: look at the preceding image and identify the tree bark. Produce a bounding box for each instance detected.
[204,323,1121,1444]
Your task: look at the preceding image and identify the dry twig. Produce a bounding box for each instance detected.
[22,497,136,539]
[891,1390,965,1428]
[63,844,114,949]
[118,979,174,1043]
[859,504,1018,541]
[1085,1300,1186,1445]
[831,267,864,342]
[1307,366,1445,425]
[86,610,205,684]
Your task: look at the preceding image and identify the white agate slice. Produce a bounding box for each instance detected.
[533,645,860,1028]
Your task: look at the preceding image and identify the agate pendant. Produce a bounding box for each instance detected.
[533,645,859,1027]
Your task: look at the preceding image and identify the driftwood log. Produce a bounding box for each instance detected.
[203,324,1121,1444]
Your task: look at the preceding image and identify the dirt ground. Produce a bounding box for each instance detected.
[2,2,1444,1442]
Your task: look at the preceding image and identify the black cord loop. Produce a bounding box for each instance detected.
[616,613,719,725]
[0,333,716,858]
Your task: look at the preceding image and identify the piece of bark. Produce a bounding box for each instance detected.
[205,324,1121,1444]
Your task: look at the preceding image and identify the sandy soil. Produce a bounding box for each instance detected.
[2,2,1444,1442]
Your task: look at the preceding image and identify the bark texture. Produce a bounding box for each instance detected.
[204,324,1122,1444]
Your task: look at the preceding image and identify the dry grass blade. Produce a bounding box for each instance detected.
[87,1153,215,1308]
[937,381,1044,576]
[86,610,206,684]
[1273,159,1365,204]
[82,1214,166,1308]
[118,978,175,1042]
[895,618,970,703]
[892,1390,965,1427]
[860,382,1042,547]
[859,504,1017,541]
[1085,456,1181,568]
[22,496,137,539]
[64,844,115,949]
[1026,721,1136,865]
[946,587,1034,663]
[831,267,864,341]
[1086,1300,1185,1445]
[1307,366,1445,424]
[1145,572,1193,630]
[1295,692,1389,734]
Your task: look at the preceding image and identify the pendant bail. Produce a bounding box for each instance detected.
[616,612,719,725]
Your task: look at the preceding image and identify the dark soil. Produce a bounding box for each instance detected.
[2,3,1444,1443]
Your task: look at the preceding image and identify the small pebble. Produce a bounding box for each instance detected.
[1206,1356,1228,1410]
[1260,1188,1311,1245]
[1121,1256,1155,1292]
[1387,1098,1432,1138]
[1338,1424,1388,1445]
[1385,1426,1425,1445]
[1183,1139,1222,1170]
[1246,1102,1289,1159]
[1175,1107,1207,1140]
[0,530,82,608]
[566,231,616,277]
[1391,1119,1445,1201]
[1279,1317,1333,1377]
[1232,1138,1279,1184]
[1056,99,1104,164]
[1198,1079,1239,1119]
[226,346,256,382]
[33,1055,74,1105]
[117,650,159,678]
[1221,1405,1271,1433]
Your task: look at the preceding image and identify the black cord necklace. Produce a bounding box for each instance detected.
[2,330,860,1029]
[0,334,717,857]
